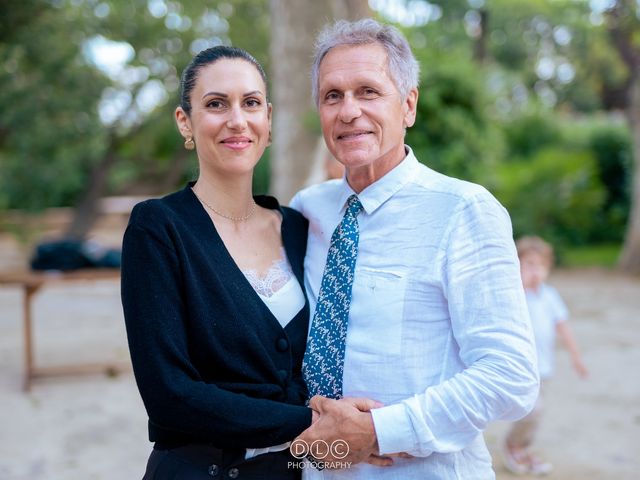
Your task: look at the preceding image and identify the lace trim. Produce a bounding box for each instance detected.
[242,250,293,298]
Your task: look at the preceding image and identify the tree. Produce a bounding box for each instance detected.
[0,0,271,239]
[65,1,270,238]
[1,0,370,237]
[2,0,636,260]
[269,0,371,202]
[607,0,640,273]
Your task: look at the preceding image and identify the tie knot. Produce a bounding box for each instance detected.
[345,195,363,218]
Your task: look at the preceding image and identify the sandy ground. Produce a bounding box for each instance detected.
[0,217,639,479]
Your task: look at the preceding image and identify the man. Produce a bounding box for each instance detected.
[290,19,539,479]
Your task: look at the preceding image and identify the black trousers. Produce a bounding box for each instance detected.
[143,444,302,480]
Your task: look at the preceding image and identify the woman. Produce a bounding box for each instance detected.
[121,46,311,479]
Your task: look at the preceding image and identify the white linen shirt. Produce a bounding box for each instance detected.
[290,147,539,479]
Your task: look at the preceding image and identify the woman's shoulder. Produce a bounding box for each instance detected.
[281,204,308,226]
[128,187,193,228]
[255,194,308,228]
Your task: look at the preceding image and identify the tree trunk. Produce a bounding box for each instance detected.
[330,0,372,19]
[608,0,640,274]
[473,9,489,64]
[269,0,332,203]
[63,124,140,240]
[64,85,151,240]
[64,149,119,240]
[269,0,371,203]
[618,76,640,273]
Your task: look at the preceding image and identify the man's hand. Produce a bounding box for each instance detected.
[294,395,388,468]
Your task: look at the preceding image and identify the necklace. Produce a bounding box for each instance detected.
[191,187,257,222]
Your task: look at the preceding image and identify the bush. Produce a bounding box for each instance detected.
[495,113,631,246]
[406,59,504,182]
[587,123,631,242]
[560,117,632,242]
[492,147,606,247]
[502,110,562,159]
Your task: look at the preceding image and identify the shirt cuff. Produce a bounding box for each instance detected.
[245,441,291,460]
[371,402,416,455]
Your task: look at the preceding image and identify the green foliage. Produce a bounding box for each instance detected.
[562,117,632,242]
[495,111,631,246]
[406,56,504,182]
[590,124,631,211]
[391,0,634,250]
[0,0,636,253]
[0,0,272,211]
[227,0,271,77]
[492,147,606,246]
[0,1,110,210]
[503,110,561,159]
[487,0,557,72]
[561,243,621,267]
[252,146,271,195]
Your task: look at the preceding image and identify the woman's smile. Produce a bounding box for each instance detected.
[221,135,253,151]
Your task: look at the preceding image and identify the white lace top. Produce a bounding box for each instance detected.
[242,249,306,460]
[242,248,305,329]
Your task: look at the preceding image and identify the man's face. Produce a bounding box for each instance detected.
[317,43,417,174]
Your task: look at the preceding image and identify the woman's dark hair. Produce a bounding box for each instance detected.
[179,45,268,115]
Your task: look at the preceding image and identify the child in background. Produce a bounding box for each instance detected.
[503,236,589,476]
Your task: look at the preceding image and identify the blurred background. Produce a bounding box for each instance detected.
[0,0,639,479]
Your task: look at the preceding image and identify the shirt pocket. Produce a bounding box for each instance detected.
[347,267,407,357]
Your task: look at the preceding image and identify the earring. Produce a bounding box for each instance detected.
[268,130,272,144]
[184,136,195,150]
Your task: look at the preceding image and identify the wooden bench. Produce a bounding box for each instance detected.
[0,268,129,391]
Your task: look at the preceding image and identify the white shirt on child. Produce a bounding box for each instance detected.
[525,283,569,379]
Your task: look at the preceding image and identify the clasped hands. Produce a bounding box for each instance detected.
[293,395,412,469]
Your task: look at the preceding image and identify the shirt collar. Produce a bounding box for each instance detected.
[336,146,419,215]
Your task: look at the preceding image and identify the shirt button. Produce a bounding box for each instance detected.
[228,467,240,478]
[277,369,288,382]
[208,464,219,476]
[276,337,289,352]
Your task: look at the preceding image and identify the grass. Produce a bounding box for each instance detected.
[558,243,622,268]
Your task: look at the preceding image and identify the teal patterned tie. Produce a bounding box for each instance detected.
[303,194,363,399]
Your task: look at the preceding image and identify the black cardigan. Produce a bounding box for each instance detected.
[121,184,312,449]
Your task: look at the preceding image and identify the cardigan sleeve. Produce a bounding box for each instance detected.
[121,204,312,449]
[279,205,311,405]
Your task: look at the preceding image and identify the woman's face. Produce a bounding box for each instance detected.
[176,58,271,176]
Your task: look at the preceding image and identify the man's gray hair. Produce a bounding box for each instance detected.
[311,18,420,106]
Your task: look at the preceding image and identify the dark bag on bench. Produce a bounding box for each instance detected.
[30,240,120,271]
